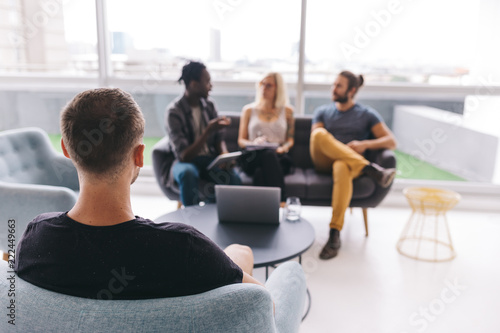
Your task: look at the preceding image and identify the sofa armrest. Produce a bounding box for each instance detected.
[265,261,307,333]
[365,149,396,169]
[0,182,77,252]
[350,149,397,208]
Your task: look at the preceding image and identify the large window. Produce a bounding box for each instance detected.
[1,0,500,186]
[106,0,301,81]
[2,0,500,84]
[0,0,97,75]
[305,0,500,85]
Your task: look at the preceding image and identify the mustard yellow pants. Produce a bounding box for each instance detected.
[310,128,369,230]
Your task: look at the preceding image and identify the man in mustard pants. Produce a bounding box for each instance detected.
[310,71,397,260]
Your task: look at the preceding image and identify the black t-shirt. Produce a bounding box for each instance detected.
[15,212,243,300]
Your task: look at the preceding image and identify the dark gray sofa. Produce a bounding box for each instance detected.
[152,112,396,235]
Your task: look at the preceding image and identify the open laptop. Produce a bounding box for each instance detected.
[215,185,280,225]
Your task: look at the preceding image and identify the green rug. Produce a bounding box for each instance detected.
[394,150,465,181]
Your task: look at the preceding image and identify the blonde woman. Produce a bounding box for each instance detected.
[238,72,295,202]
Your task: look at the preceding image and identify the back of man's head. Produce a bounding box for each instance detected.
[178,61,206,89]
[60,88,145,180]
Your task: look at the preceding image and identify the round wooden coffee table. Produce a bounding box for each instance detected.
[155,204,315,273]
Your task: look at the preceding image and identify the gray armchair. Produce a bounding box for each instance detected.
[1,260,306,333]
[0,128,79,253]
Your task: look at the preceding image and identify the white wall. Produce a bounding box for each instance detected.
[393,105,499,183]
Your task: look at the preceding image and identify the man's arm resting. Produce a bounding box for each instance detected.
[242,272,264,287]
[224,244,274,312]
[366,122,397,150]
[347,122,397,154]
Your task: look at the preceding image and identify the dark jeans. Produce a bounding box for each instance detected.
[240,149,291,201]
[173,155,241,206]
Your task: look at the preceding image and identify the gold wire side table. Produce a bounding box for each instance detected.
[397,187,461,262]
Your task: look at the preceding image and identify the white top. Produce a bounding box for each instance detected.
[248,107,287,144]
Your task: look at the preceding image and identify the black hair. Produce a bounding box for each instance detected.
[339,70,364,95]
[178,61,206,89]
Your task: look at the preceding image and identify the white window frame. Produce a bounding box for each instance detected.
[0,0,499,112]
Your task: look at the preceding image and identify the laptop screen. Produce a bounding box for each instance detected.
[215,185,281,224]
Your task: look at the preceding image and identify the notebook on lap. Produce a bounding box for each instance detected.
[245,142,279,151]
[215,185,281,225]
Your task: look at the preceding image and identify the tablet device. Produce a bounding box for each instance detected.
[206,151,242,170]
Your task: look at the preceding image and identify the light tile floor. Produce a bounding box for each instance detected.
[131,194,500,333]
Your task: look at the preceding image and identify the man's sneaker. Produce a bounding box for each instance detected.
[319,228,341,260]
[362,163,396,188]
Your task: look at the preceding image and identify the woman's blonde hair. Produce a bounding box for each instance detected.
[255,72,289,109]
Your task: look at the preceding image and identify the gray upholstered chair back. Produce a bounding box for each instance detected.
[0,260,306,333]
[0,128,79,252]
[0,128,79,189]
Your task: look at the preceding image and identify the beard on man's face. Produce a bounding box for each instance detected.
[333,92,349,104]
